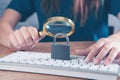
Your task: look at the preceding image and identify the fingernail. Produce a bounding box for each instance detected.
[85,58,89,63]
[94,60,99,65]
[104,60,110,66]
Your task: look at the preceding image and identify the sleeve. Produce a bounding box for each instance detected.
[7,0,35,22]
[110,0,120,17]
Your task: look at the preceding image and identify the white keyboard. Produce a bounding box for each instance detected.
[0,51,119,80]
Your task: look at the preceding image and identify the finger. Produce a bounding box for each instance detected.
[94,43,111,65]
[76,38,105,57]
[9,33,21,51]
[104,47,118,66]
[20,27,33,46]
[85,38,105,63]
[75,48,90,56]
[38,31,46,41]
[14,30,26,47]
[85,49,100,63]
[27,26,39,42]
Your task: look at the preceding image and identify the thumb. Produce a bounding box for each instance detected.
[38,32,46,41]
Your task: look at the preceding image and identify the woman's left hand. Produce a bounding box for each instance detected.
[76,32,120,65]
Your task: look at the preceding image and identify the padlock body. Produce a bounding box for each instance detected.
[51,44,70,60]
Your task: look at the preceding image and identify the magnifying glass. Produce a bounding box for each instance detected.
[39,16,75,38]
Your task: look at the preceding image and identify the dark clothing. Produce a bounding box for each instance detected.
[7,0,120,42]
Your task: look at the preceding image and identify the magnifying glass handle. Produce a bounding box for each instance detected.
[39,31,46,37]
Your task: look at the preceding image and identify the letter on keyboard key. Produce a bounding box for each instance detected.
[87,62,100,71]
[70,64,79,69]
[107,64,118,73]
[61,63,70,68]
[52,62,62,67]
[35,61,45,65]
[89,65,100,71]
[98,65,109,72]
[79,63,90,70]
[70,59,79,64]
[20,60,29,64]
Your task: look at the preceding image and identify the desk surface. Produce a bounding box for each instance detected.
[0,42,119,80]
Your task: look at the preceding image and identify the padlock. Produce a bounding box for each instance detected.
[51,33,70,60]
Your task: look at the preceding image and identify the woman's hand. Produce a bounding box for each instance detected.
[76,33,120,65]
[9,26,45,51]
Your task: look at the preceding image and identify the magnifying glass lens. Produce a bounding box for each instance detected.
[40,17,75,38]
[46,21,72,36]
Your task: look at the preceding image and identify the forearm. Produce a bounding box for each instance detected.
[0,9,21,48]
[0,21,13,47]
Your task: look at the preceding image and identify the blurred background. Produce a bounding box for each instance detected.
[0,0,120,33]
[0,0,39,30]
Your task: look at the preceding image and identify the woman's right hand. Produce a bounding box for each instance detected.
[8,26,45,51]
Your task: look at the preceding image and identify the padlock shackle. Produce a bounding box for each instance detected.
[53,33,69,45]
